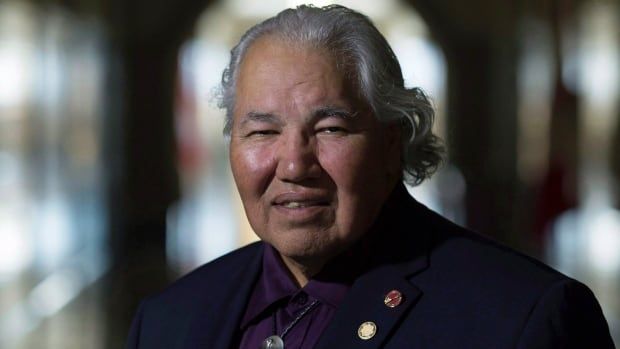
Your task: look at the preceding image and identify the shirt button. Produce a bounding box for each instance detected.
[295,292,308,305]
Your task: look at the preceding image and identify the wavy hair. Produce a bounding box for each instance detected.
[219,5,444,185]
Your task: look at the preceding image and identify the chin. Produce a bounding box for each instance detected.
[277,231,356,265]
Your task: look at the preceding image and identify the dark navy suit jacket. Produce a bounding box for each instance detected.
[126,186,615,348]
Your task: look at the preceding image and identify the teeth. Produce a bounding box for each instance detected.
[283,202,304,208]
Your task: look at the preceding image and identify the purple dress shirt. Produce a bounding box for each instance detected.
[236,244,356,349]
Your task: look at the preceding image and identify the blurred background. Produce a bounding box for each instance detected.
[0,0,618,347]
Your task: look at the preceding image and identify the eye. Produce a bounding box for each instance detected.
[246,129,279,137]
[317,126,349,135]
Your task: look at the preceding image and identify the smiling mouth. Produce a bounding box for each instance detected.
[272,195,332,222]
[278,201,329,209]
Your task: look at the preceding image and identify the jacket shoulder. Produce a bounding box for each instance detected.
[152,241,263,304]
[126,242,264,349]
[419,204,567,289]
[405,205,614,347]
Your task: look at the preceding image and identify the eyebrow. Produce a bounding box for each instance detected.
[240,112,284,127]
[239,106,357,126]
[312,106,358,120]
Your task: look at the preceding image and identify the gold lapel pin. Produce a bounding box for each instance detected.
[384,289,403,308]
[358,321,377,340]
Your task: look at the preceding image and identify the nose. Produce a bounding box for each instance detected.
[275,131,322,183]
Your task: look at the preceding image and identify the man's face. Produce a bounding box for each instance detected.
[229,36,400,267]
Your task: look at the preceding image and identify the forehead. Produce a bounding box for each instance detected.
[238,35,337,81]
[234,36,354,112]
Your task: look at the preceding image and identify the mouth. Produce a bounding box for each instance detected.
[277,200,330,209]
[272,193,331,209]
[271,192,333,222]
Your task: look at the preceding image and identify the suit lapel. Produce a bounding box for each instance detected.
[314,261,427,349]
[183,243,264,349]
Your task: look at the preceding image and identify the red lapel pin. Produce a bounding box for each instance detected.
[384,289,403,308]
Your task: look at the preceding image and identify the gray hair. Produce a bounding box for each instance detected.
[219,4,444,185]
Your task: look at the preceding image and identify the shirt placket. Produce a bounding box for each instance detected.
[275,291,317,349]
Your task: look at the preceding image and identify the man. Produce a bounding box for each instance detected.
[127,5,614,348]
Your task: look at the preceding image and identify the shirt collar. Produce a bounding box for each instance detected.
[239,243,360,329]
[240,244,297,328]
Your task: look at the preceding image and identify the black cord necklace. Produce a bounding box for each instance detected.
[260,299,319,349]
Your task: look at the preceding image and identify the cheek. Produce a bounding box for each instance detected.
[318,138,386,190]
[230,144,275,196]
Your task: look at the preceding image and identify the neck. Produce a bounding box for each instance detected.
[279,254,327,287]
